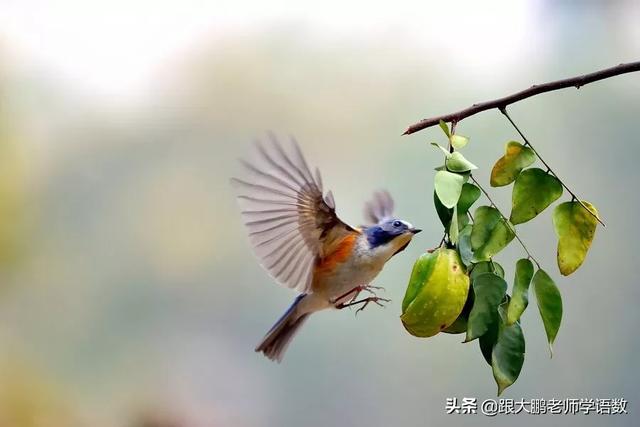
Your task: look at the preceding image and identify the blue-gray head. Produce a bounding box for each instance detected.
[365,218,422,251]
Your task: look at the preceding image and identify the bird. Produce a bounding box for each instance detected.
[232,135,421,362]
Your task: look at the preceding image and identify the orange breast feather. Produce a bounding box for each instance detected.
[315,233,358,275]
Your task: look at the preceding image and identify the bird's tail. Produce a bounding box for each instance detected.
[255,294,310,362]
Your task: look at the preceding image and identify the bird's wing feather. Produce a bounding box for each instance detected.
[363,190,395,224]
[233,135,354,293]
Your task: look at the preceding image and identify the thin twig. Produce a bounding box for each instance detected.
[500,108,605,227]
[470,175,541,268]
[403,61,640,135]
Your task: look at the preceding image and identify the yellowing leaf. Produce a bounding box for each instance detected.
[553,201,599,276]
[450,134,469,149]
[490,141,536,187]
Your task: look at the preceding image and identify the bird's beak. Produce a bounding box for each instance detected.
[410,228,422,234]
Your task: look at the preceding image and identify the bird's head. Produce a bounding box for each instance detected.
[364,218,421,258]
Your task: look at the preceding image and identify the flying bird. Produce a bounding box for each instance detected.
[232,135,421,362]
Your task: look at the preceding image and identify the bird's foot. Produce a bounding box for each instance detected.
[331,284,386,305]
[354,296,390,316]
[331,285,365,305]
[336,296,391,315]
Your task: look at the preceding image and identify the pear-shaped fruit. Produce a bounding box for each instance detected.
[401,248,471,337]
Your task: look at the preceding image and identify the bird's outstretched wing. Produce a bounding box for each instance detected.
[232,135,354,293]
[363,190,395,224]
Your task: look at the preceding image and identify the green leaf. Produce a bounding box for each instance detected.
[506,259,534,325]
[434,171,465,209]
[471,206,515,261]
[439,120,451,137]
[533,269,562,357]
[479,294,510,363]
[450,205,459,244]
[458,213,469,229]
[456,183,480,228]
[457,225,473,267]
[450,134,469,150]
[446,152,478,172]
[465,272,507,342]
[510,168,563,225]
[458,183,481,215]
[479,317,499,365]
[471,206,500,248]
[433,191,453,229]
[471,260,505,280]
[435,183,480,231]
[553,201,599,276]
[492,306,525,396]
[490,141,536,187]
[431,142,451,158]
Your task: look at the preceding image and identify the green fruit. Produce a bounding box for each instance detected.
[401,248,471,337]
[443,288,474,334]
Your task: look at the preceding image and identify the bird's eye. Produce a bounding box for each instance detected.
[393,220,402,228]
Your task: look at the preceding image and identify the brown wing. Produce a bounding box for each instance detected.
[363,190,395,224]
[232,134,354,293]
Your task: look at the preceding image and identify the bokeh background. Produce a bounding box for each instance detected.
[0,0,639,426]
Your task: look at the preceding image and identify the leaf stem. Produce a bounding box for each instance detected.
[500,108,605,227]
[470,174,541,269]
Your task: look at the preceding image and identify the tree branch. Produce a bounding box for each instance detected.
[403,61,640,135]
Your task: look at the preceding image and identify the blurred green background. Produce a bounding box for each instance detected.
[0,0,638,425]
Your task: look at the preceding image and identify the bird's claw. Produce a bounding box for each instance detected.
[357,284,385,300]
[355,296,391,316]
[335,295,390,312]
[363,285,385,294]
